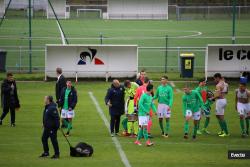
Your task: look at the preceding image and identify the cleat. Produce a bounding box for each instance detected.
[11,123,15,127]
[217,131,224,135]
[196,130,202,135]
[192,135,196,140]
[51,155,59,159]
[161,132,165,137]
[148,134,154,138]
[241,133,247,138]
[146,140,154,147]
[163,134,169,138]
[184,133,188,139]
[134,140,142,146]
[111,133,115,137]
[219,133,230,137]
[129,134,136,138]
[64,131,70,137]
[39,153,49,158]
[0,120,2,125]
[246,131,249,136]
[115,133,121,137]
[201,128,210,134]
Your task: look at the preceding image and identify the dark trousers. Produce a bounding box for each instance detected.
[110,115,121,133]
[42,128,59,155]
[0,105,15,124]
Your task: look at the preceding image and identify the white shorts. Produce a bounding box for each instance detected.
[157,104,171,118]
[61,109,75,119]
[138,116,149,126]
[185,110,201,121]
[237,102,250,117]
[216,99,227,116]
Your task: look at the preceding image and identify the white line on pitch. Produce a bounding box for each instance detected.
[88,92,132,167]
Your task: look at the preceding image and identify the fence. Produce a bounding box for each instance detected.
[2,4,250,20]
[0,45,206,73]
[170,5,250,20]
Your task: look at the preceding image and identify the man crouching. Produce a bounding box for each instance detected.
[39,96,60,159]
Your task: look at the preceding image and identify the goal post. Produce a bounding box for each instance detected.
[45,44,138,80]
[76,9,102,18]
[47,0,67,19]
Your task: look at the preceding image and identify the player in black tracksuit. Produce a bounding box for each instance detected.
[40,96,60,159]
[0,73,20,126]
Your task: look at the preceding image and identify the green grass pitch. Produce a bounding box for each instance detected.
[0,19,250,72]
[0,81,249,167]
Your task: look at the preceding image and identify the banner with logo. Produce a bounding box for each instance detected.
[206,44,250,78]
[45,44,138,79]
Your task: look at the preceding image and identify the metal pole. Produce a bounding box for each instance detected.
[48,0,69,44]
[100,33,103,44]
[29,0,32,73]
[232,0,236,44]
[0,0,12,28]
[165,35,168,73]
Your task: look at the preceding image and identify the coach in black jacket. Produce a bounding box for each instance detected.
[0,73,20,126]
[105,79,125,137]
[40,96,60,159]
[55,68,66,104]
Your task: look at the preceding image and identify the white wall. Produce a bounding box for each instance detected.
[45,44,138,79]
[206,44,250,78]
[108,0,168,19]
[47,0,66,19]
[5,0,47,10]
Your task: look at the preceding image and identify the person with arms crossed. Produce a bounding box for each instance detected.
[105,79,125,137]
[235,82,250,137]
[153,76,173,138]
[59,80,77,137]
[0,73,20,127]
[39,96,60,159]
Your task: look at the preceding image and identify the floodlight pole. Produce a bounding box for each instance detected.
[165,35,168,73]
[28,0,32,73]
[232,0,236,44]
[48,0,69,44]
[0,0,12,28]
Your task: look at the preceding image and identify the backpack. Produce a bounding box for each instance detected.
[70,142,94,157]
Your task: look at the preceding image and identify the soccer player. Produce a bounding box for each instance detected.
[212,73,230,137]
[235,82,250,137]
[195,78,209,134]
[134,84,156,146]
[124,80,139,137]
[59,81,77,137]
[201,91,215,134]
[153,76,173,138]
[182,84,204,140]
[134,77,153,137]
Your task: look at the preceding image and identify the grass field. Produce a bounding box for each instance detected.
[0,81,249,167]
[0,19,250,72]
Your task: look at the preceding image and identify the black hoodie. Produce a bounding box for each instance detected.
[43,102,60,130]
